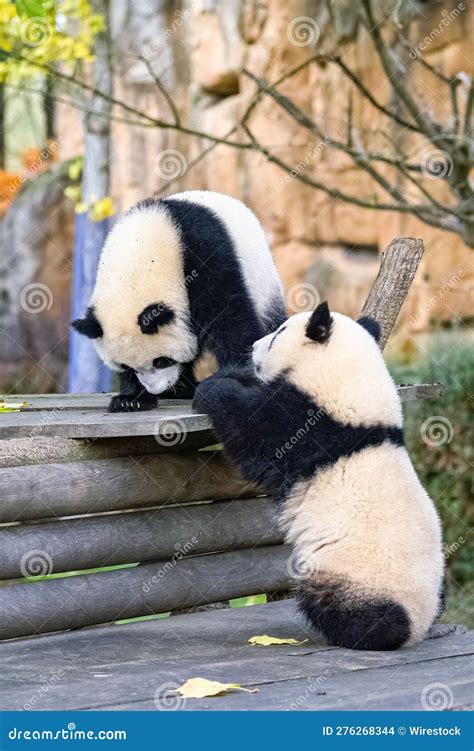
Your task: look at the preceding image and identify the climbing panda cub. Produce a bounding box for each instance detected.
[72,191,286,412]
[194,302,444,650]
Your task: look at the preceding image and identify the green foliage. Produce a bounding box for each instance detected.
[389,334,474,587]
[0,0,104,82]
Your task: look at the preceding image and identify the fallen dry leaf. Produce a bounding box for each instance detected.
[0,400,30,412]
[176,677,259,699]
[248,635,309,647]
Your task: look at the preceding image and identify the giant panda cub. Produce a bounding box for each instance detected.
[72,191,286,412]
[194,302,444,650]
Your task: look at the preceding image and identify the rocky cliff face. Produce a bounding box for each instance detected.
[3,0,471,391]
[104,0,473,334]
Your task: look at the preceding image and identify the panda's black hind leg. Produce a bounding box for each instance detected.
[108,367,158,413]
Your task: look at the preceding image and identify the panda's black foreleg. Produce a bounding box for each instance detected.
[108,368,158,413]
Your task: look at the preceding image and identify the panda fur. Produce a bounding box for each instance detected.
[72,191,287,411]
[193,302,444,650]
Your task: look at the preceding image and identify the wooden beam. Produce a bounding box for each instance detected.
[0,497,280,578]
[360,237,424,350]
[0,453,258,523]
[0,545,291,639]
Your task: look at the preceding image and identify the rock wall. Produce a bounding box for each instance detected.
[99,0,473,336]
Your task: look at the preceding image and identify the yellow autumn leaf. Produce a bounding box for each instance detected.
[176,677,259,699]
[64,185,82,204]
[68,157,83,182]
[248,635,309,647]
[0,400,30,410]
[90,196,115,222]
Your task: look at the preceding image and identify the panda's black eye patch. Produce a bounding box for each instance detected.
[153,357,177,369]
[138,303,175,334]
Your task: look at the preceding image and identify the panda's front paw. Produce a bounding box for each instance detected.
[108,393,158,413]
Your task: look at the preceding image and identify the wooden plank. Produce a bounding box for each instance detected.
[0,383,442,441]
[0,497,281,578]
[0,431,218,469]
[0,404,211,439]
[0,453,257,523]
[0,394,193,411]
[0,600,470,711]
[360,237,424,349]
[0,545,291,639]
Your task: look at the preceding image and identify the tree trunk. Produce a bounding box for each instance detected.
[69,0,113,393]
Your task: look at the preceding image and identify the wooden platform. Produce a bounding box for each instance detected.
[0,600,471,711]
[1,388,471,712]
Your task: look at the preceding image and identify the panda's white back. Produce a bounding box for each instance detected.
[169,191,284,322]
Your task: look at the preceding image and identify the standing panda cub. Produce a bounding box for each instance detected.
[72,191,286,412]
[194,303,444,650]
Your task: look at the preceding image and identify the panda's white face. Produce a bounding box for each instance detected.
[252,305,402,427]
[72,204,200,395]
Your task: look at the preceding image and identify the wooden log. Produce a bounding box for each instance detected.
[0,497,280,578]
[0,403,210,440]
[0,431,217,469]
[360,237,424,349]
[0,545,291,639]
[0,453,258,523]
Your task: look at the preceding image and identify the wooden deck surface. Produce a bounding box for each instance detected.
[0,385,442,439]
[0,600,471,711]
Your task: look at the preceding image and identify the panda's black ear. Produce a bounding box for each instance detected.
[306,302,332,343]
[357,316,381,343]
[71,307,103,339]
[138,302,175,334]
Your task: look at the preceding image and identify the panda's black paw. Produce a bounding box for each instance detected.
[108,393,158,413]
